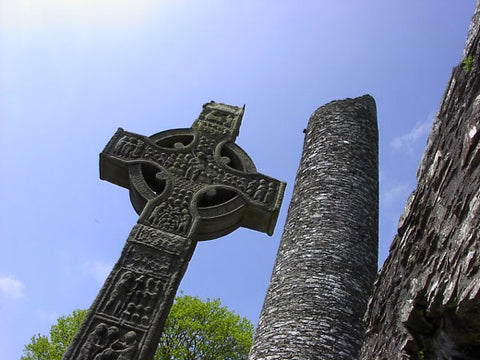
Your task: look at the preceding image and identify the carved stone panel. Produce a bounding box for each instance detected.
[63,227,196,360]
[76,319,142,360]
[63,101,286,360]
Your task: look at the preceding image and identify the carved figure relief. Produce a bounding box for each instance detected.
[81,102,286,360]
[194,163,279,206]
[114,136,145,159]
[246,180,257,196]
[123,245,171,275]
[177,209,191,234]
[112,131,281,212]
[78,323,109,360]
[78,322,138,360]
[204,110,235,128]
[102,269,163,329]
[253,179,268,201]
[120,276,160,326]
[196,103,240,136]
[246,178,279,205]
[143,146,167,164]
[139,278,158,325]
[92,329,138,360]
[196,136,216,155]
[264,182,277,203]
[185,156,205,180]
[142,146,182,173]
[146,187,193,235]
[196,120,229,136]
[132,225,188,255]
[103,272,136,316]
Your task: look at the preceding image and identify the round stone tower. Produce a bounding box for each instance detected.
[249,95,378,359]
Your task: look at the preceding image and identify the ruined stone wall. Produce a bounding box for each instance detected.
[361,2,480,359]
[249,95,378,360]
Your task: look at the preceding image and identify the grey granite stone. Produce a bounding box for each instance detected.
[360,2,480,358]
[62,102,286,360]
[249,95,378,360]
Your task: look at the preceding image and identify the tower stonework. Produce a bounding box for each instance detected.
[249,95,378,359]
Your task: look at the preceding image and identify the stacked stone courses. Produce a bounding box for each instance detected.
[249,95,378,359]
[360,1,480,358]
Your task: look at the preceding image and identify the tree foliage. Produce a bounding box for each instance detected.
[157,295,253,360]
[22,296,253,360]
[21,309,87,360]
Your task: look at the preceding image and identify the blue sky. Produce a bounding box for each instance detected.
[0,1,475,358]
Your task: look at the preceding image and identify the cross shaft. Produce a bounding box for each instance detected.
[62,101,285,360]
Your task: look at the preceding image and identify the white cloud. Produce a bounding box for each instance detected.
[81,260,112,284]
[391,116,434,155]
[0,275,26,299]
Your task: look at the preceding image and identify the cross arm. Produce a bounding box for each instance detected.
[64,101,287,360]
[235,173,285,236]
[99,128,152,190]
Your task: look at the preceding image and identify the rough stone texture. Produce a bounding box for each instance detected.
[249,95,378,360]
[360,2,480,359]
[62,226,196,360]
[62,102,286,360]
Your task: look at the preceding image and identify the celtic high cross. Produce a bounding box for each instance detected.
[62,101,286,360]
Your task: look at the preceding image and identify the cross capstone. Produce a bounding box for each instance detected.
[100,101,284,240]
[62,101,285,360]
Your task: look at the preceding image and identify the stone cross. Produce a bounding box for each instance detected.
[62,101,285,360]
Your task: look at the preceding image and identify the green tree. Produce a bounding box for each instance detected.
[157,295,253,360]
[21,295,253,360]
[22,309,87,360]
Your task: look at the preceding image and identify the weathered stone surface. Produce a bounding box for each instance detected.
[249,95,378,359]
[360,2,480,359]
[62,102,286,360]
[63,226,196,360]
